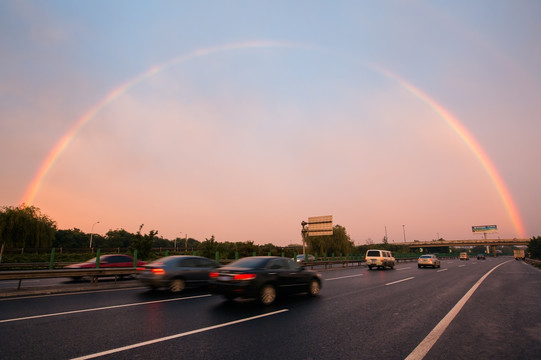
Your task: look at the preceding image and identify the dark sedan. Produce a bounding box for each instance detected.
[137,255,220,293]
[209,256,322,305]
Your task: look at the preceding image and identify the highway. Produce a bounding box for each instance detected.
[1,257,540,359]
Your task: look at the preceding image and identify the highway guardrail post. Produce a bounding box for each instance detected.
[215,251,219,262]
[49,248,55,270]
[235,251,239,260]
[133,250,138,267]
[314,252,318,261]
[324,253,327,261]
[294,252,297,261]
[96,249,101,268]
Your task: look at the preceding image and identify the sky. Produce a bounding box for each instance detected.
[1,0,540,246]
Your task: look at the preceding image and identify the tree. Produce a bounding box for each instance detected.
[105,229,136,248]
[199,235,218,258]
[528,236,541,259]
[306,225,354,256]
[55,228,90,248]
[129,224,155,260]
[0,205,56,248]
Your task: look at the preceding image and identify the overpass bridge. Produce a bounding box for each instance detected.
[394,238,530,248]
[393,239,529,256]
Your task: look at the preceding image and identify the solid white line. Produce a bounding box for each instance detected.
[385,277,414,286]
[0,286,149,301]
[436,268,448,273]
[396,267,411,271]
[71,309,289,360]
[405,260,511,360]
[326,274,364,281]
[0,294,211,323]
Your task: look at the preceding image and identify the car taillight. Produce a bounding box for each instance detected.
[233,274,256,280]
[136,267,146,271]
[209,272,219,278]
[151,268,165,275]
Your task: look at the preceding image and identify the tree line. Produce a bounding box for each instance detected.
[2,205,540,261]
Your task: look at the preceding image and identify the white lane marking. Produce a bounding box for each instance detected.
[0,286,148,301]
[326,274,364,281]
[396,267,411,271]
[458,265,466,268]
[405,260,512,360]
[436,268,448,273]
[385,277,414,286]
[0,294,211,323]
[71,309,289,360]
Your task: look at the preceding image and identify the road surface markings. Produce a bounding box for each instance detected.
[405,260,512,360]
[385,277,414,286]
[70,309,289,360]
[0,286,148,301]
[396,267,411,271]
[436,268,448,273]
[326,274,364,281]
[0,294,211,323]
[458,265,466,268]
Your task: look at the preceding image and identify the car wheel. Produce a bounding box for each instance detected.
[169,278,186,293]
[308,279,320,297]
[259,284,277,305]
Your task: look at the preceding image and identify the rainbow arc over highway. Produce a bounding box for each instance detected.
[375,66,525,238]
[20,43,526,238]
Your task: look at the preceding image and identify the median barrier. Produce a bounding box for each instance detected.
[0,268,141,291]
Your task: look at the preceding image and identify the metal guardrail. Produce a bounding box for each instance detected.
[0,268,141,290]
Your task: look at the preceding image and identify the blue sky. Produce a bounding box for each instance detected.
[1,1,540,245]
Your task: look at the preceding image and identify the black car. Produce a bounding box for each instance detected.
[137,255,220,293]
[209,256,322,305]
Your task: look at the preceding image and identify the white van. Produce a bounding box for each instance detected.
[365,249,395,270]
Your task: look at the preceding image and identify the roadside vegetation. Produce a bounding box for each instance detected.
[1,205,539,265]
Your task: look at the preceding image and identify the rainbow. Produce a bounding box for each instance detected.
[374,65,526,238]
[20,44,526,238]
[20,40,309,207]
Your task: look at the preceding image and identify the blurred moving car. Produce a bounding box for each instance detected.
[293,254,315,262]
[459,252,469,260]
[137,255,220,293]
[477,254,486,260]
[365,249,395,270]
[65,254,145,280]
[66,254,145,269]
[417,254,441,268]
[209,256,322,305]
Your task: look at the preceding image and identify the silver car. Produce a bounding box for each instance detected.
[417,254,441,268]
[138,255,220,292]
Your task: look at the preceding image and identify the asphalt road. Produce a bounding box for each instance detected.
[1,257,539,360]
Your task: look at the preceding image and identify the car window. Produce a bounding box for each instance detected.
[366,250,380,257]
[198,258,217,268]
[180,258,198,267]
[267,259,285,269]
[284,258,302,271]
[107,256,127,263]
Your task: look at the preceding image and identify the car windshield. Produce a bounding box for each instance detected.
[420,255,431,258]
[84,257,97,263]
[227,257,269,269]
[366,250,380,257]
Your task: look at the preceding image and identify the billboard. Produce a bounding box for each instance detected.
[472,225,497,233]
[307,215,333,236]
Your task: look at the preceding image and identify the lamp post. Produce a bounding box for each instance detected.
[402,225,406,243]
[89,221,100,248]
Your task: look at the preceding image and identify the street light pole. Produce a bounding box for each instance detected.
[89,221,100,248]
[402,225,406,243]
